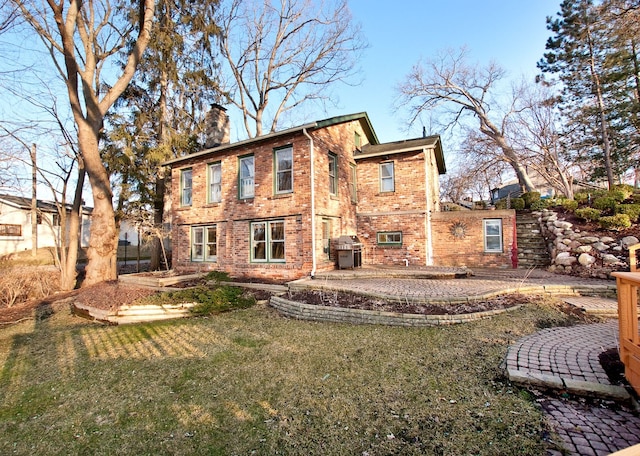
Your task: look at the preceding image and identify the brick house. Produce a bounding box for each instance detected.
[164,107,515,280]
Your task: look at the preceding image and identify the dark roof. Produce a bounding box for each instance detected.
[163,112,380,166]
[0,194,92,214]
[356,135,446,175]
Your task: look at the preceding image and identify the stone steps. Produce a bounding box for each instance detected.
[516,213,551,269]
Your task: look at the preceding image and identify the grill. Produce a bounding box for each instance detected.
[336,235,362,269]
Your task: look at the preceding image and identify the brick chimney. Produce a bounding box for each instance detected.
[204,104,230,148]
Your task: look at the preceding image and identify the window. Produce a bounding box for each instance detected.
[380,162,395,192]
[181,168,192,206]
[349,163,357,203]
[251,220,285,262]
[483,219,503,252]
[239,155,254,199]
[377,231,402,246]
[354,131,361,150]
[52,213,61,227]
[322,219,331,258]
[0,224,21,236]
[191,225,217,262]
[208,162,222,203]
[275,147,293,194]
[329,153,338,196]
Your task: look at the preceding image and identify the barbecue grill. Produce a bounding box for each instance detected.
[336,235,362,269]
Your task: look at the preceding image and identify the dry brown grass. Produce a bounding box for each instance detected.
[0,266,59,308]
[0,299,572,455]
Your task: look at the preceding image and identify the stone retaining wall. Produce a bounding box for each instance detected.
[270,295,520,327]
[539,209,638,279]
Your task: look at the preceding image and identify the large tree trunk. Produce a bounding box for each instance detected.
[79,126,119,286]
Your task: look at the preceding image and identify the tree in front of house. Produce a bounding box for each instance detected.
[9,0,156,286]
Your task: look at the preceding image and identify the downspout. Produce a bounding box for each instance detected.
[303,128,317,277]
[424,147,434,266]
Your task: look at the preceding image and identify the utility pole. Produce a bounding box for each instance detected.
[30,143,37,258]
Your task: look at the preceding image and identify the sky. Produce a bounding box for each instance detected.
[322,0,562,145]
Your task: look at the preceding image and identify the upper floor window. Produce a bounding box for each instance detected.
[350,163,357,203]
[275,146,293,194]
[380,162,395,193]
[483,219,503,253]
[239,155,254,199]
[181,168,192,206]
[251,220,285,262]
[329,153,338,196]
[208,162,222,203]
[354,131,361,150]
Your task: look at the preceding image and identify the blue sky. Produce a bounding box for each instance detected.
[326,0,561,144]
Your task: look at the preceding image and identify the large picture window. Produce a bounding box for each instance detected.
[239,155,254,199]
[275,147,293,194]
[251,220,285,262]
[329,153,338,196]
[181,168,192,206]
[483,219,503,253]
[380,162,395,192]
[208,162,222,203]
[191,225,217,262]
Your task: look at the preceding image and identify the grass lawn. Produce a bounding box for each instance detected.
[0,299,571,455]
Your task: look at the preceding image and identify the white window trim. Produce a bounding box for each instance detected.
[208,162,222,203]
[379,161,395,193]
[483,219,503,253]
[239,155,255,199]
[181,168,192,206]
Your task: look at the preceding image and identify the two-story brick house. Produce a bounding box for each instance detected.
[164,106,514,280]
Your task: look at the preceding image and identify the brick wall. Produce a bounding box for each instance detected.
[169,119,369,280]
[431,210,516,268]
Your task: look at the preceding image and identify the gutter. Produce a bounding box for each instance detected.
[303,128,317,278]
[424,147,434,266]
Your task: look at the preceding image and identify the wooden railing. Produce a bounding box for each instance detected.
[629,243,640,272]
[611,271,640,396]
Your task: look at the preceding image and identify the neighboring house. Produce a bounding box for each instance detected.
[164,106,516,280]
[0,194,92,256]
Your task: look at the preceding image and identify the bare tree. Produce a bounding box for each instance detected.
[11,0,155,286]
[217,0,366,138]
[396,48,536,192]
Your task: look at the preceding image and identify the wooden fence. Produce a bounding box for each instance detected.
[612,271,640,396]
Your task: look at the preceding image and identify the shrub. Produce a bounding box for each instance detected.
[522,192,540,208]
[608,189,627,203]
[530,199,547,211]
[560,199,578,211]
[205,270,231,283]
[0,266,59,308]
[592,196,617,211]
[575,207,602,222]
[139,285,256,315]
[598,214,631,231]
[617,204,640,223]
[574,192,590,204]
[612,184,634,201]
[511,197,525,210]
[494,199,507,210]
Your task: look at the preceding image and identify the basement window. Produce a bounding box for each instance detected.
[483,219,503,253]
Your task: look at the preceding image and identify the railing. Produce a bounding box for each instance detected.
[611,271,640,396]
[629,243,640,272]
